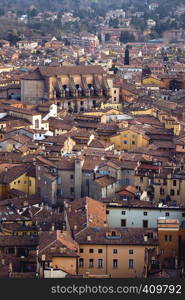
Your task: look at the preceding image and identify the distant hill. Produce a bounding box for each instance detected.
[1,0,185,13]
[0,0,130,12]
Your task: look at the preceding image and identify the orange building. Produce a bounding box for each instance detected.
[157,219,179,268]
[76,227,158,278]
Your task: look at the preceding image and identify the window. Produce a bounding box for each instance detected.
[173,180,176,186]
[79,258,84,268]
[143,220,148,228]
[122,211,126,215]
[160,188,164,195]
[18,180,20,184]
[106,210,109,215]
[89,259,94,268]
[114,97,117,101]
[132,141,136,145]
[98,249,103,254]
[8,248,14,254]
[89,249,94,253]
[148,232,153,239]
[70,174,74,180]
[114,90,117,94]
[70,187,74,194]
[163,179,167,185]
[80,101,84,106]
[24,181,27,184]
[68,101,71,106]
[140,177,143,183]
[14,182,16,185]
[125,178,130,185]
[123,140,128,144]
[165,212,170,217]
[165,235,172,242]
[113,259,118,268]
[121,219,126,227]
[160,249,164,254]
[129,250,133,254]
[113,249,118,254]
[170,189,175,196]
[80,248,84,253]
[29,180,32,186]
[128,259,134,269]
[124,134,127,137]
[182,213,185,217]
[98,259,103,268]
[143,212,147,216]
[35,119,39,129]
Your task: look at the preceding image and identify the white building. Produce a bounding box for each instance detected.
[106,9,126,20]
[106,202,185,228]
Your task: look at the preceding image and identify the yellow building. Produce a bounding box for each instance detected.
[142,76,162,87]
[163,118,181,136]
[9,172,36,195]
[0,164,36,199]
[110,128,149,151]
[131,108,157,117]
[84,107,122,117]
[158,112,182,135]
[1,224,37,237]
[100,103,123,110]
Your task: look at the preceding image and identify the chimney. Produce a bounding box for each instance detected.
[74,225,78,230]
[144,235,148,242]
[41,254,46,261]
[9,263,12,273]
[85,271,90,278]
[87,235,91,241]
[65,202,69,208]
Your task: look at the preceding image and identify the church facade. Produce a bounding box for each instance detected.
[21,65,113,112]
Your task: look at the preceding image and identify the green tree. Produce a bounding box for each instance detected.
[6,30,20,45]
[109,17,119,28]
[27,8,38,18]
[120,31,135,43]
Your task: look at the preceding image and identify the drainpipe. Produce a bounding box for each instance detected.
[106,244,108,276]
